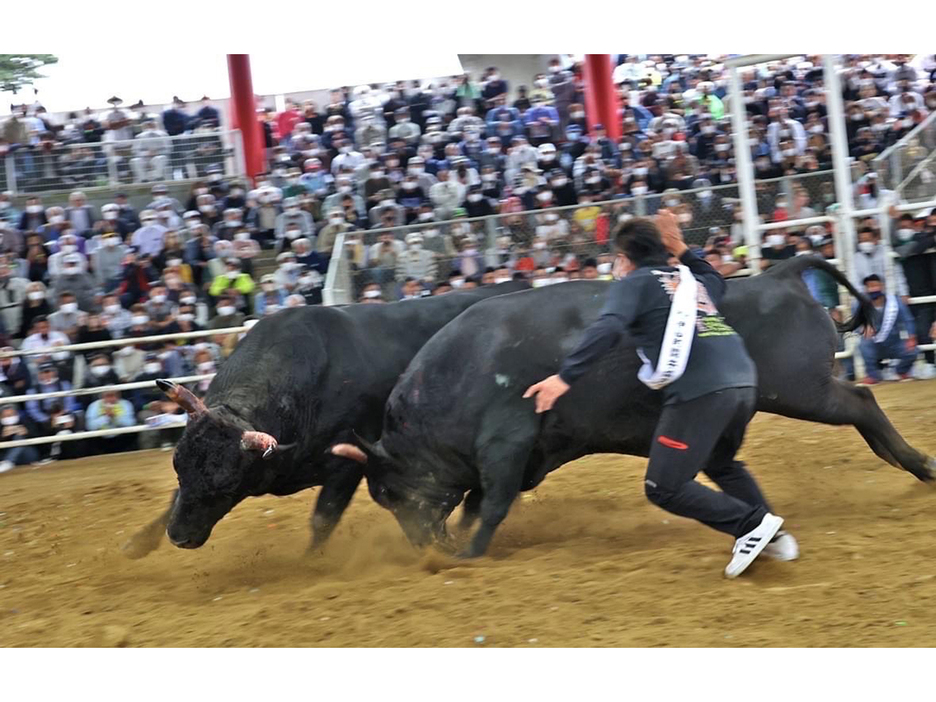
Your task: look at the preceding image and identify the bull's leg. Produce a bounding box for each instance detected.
[456,489,483,532]
[782,378,935,482]
[121,490,178,560]
[308,464,364,552]
[460,433,533,558]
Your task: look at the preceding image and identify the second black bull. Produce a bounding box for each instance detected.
[334,256,935,557]
[123,281,528,558]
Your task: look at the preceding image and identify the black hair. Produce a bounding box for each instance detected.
[863,274,882,285]
[512,271,527,281]
[614,218,671,268]
[582,257,598,268]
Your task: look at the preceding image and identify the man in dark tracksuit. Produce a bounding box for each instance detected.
[524,212,797,578]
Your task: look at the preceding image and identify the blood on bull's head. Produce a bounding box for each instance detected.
[155,380,294,549]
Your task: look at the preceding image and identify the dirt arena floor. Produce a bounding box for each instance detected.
[2,381,935,647]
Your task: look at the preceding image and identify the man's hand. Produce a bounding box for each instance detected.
[907,335,917,353]
[655,210,688,258]
[523,374,570,414]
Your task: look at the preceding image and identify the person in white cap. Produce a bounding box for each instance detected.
[396,232,437,283]
[131,209,168,257]
[51,253,97,311]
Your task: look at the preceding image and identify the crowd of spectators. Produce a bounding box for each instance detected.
[1,53,935,469]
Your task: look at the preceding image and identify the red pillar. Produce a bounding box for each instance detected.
[227,54,265,182]
[582,54,621,141]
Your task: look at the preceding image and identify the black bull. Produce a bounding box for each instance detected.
[337,256,936,558]
[122,281,529,558]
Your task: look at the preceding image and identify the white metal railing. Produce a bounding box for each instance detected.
[0,325,248,359]
[0,373,213,406]
[0,129,244,197]
[873,110,936,193]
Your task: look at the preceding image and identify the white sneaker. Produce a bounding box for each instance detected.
[915,363,936,380]
[0,460,14,474]
[725,513,784,579]
[762,530,799,561]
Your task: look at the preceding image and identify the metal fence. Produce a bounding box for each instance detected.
[0,130,245,197]
[324,180,774,304]
[0,325,249,450]
[872,110,936,201]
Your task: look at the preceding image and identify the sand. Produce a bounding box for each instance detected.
[1,381,935,647]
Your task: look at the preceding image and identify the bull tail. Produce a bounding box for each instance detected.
[768,254,876,334]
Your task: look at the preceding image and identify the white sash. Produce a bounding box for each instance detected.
[637,265,698,390]
[873,294,899,343]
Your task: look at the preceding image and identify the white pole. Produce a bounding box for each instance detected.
[728,64,762,272]
[823,54,859,285]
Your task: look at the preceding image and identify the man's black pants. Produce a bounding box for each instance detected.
[644,387,770,539]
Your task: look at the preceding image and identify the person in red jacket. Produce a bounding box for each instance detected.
[276,100,303,147]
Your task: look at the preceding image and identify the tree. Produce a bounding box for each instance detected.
[0,54,58,96]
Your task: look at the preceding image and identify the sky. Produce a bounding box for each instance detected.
[3,52,465,115]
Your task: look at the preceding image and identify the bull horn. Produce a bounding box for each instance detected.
[156,379,208,419]
[241,431,280,460]
[329,443,368,464]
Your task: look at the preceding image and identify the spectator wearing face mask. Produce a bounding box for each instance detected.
[760,230,796,270]
[211,207,247,242]
[99,294,132,339]
[92,231,128,291]
[163,303,202,341]
[330,139,365,175]
[46,233,85,277]
[64,191,98,237]
[131,209,169,257]
[852,227,909,296]
[25,363,79,430]
[141,284,174,330]
[129,118,171,183]
[80,353,120,407]
[429,169,467,221]
[18,197,48,232]
[274,197,313,248]
[890,207,935,374]
[396,232,437,283]
[209,258,255,309]
[39,206,72,245]
[254,274,286,316]
[48,291,83,338]
[0,346,31,395]
[51,254,97,312]
[85,390,137,454]
[0,406,41,472]
[857,275,918,385]
[116,251,158,309]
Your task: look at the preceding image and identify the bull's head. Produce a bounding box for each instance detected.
[328,442,454,548]
[155,380,295,549]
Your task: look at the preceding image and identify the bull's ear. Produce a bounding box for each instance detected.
[156,379,208,419]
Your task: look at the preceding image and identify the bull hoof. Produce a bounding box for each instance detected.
[925,457,936,483]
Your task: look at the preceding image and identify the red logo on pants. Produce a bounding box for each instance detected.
[658,435,689,450]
